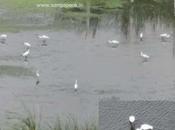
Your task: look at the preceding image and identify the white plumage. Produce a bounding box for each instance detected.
[38,35,49,39]
[38,35,50,46]
[35,70,40,85]
[24,42,31,47]
[140,51,150,60]
[36,70,40,77]
[160,33,170,42]
[22,49,30,61]
[140,33,143,37]
[136,128,141,130]
[160,33,170,38]
[128,115,153,130]
[0,34,7,39]
[108,40,119,44]
[140,32,143,41]
[140,124,153,130]
[22,49,30,57]
[0,34,7,43]
[129,115,135,123]
[74,80,78,91]
[107,40,119,48]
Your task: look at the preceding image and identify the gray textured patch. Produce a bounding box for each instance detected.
[0,65,34,77]
[99,98,175,130]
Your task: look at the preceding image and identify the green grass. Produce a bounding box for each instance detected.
[7,111,97,130]
[0,65,35,77]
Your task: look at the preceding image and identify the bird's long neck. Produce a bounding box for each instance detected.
[129,122,135,130]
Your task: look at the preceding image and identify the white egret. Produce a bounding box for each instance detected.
[140,51,150,61]
[129,115,136,130]
[22,49,30,61]
[140,124,153,130]
[140,32,143,41]
[38,35,49,46]
[0,34,7,44]
[36,70,40,85]
[24,42,31,48]
[107,40,119,48]
[129,115,135,123]
[74,80,78,91]
[160,33,170,42]
[24,42,31,50]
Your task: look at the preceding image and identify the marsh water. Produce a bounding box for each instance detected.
[0,0,174,128]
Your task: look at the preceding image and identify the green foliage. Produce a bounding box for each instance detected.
[8,112,97,130]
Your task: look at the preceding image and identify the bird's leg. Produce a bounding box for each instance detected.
[129,122,135,130]
[36,78,40,85]
[41,40,47,46]
[24,56,28,62]
[142,58,148,63]
[161,37,166,42]
[1,39,5,44]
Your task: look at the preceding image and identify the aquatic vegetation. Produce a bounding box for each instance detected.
[0,65,34,77]
[7,111,97,130]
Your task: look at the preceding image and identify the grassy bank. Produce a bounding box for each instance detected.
[7,111,97,130]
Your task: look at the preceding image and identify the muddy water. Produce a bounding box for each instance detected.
[0,23,174,127]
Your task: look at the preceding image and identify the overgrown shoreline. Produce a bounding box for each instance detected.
[6,111,98,130]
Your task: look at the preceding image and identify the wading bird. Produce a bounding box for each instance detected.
[0,34,7,44]
[24,42,31,49]
[129,115,135,130]
[160,33,170,42]
[38,35,49,46]
[74,80,78,91]
[107,40,119,48]
[140,51,150,62]
[22,49,30,61]
[140,124,153,130]
[36,70,40,85]
[140,32,143,41]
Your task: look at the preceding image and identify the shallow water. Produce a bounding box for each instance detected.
[0,0,174,128]
[0,21,174,127]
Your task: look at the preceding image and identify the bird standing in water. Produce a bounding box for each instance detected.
[38,35,49,46]
[140,32,143,41]
[74,80,78,91]
[0,34,7,44]
[22,49,30,62]
[160,33,170,42]
[140,51,150,62]
[140,124,153,130]
[129,115,136,130]
[36,70,40,85]
[107,40,120,48]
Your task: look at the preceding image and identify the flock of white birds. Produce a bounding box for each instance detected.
[0,32,171,90]
[107,32,171,62]
[0,34,49,86]
[0,33,79,90]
